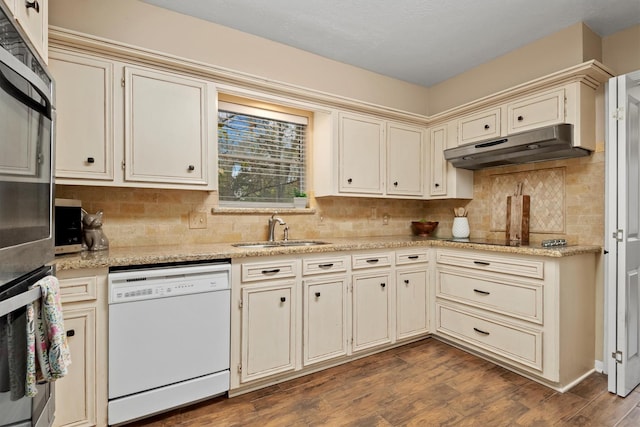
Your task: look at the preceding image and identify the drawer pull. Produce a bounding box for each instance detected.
[473,327,490,336]
[86,157,95,164]
[261,268,281,275]
[280,297,286,303]
[473,289,490,296]
[404,279,409,285]
[484,124,490,130]
[315,292,321,298]
[347,178,353,184]
[473,261,491,266]
[66,329,75,337]
[517,115,524,121]
[366,258,379,264]
[380,283,386,288]
[408,255,419,260]
[318,263,334,269]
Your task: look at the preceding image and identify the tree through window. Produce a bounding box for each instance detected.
[217,100,308,206]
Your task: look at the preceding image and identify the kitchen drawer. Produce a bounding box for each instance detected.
[395,249,429,265]
[507,88,565,134]
[241,260,297,283]
[436,249,544,279]
[436,303,542,371]
[303,256,349,276]
[457,107,502,145]
[58,275,98,303]
[436,268,543,324]
[352,252,393,269]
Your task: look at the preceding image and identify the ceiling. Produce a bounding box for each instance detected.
[142,0,640,87]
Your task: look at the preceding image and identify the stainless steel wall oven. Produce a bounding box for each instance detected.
[0,0,55,425]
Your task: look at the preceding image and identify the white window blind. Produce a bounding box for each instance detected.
[217,101,307,205]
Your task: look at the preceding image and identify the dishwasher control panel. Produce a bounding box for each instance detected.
[108,263,230,304]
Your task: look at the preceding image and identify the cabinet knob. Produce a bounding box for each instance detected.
[86,157,95,164]
[66,329,75,337]
[393,181,398,187]
[188,165,195,172]
[434,183,440,188]
[347,178,353,184]
[404,279,409,284]
[484,124,490,130]
[315,292,321,298]
[280,297,286,303]
[380,283,386,288]
[517,115,524,121]
[25,0,39,12]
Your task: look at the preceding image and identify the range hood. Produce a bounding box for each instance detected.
[443,124,590,170]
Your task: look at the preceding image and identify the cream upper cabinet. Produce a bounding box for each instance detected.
[50,50,114,181]
[427,122,473,199]
[316,112,429,199]
[457,107,502,145]
[506,88,565,134]
[50,48,216,190]
[338,113,385,195]
[124,66,210,185]
[452,82,595,152]
[13,0,48,62]
[386,122,424,196]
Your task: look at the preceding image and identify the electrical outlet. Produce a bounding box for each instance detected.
[382,214,389,225]
[189,211,207,229]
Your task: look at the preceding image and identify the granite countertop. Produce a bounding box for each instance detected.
[53,236,602,271]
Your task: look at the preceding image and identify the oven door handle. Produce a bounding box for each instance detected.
[0,287,41,317]
[0,48,52,117]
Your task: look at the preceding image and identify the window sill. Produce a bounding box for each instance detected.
[211,207,316,215]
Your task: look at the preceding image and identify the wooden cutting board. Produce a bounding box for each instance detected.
[506,193,530,244]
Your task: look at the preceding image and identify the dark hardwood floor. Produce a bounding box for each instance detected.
[127,338,640,426]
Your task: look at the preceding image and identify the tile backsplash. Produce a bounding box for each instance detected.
[56,151,604,248]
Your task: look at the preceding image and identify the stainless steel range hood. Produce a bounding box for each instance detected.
[443,124,590,170]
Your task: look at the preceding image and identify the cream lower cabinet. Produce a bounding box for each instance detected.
[302,255,349,366]
[49,47,215,190]
[231,257,300,388]
[396,249,430,340]
[240,281,297,383]
[434,248,596,391]
[55,268,108,427]
[351,252,393,353]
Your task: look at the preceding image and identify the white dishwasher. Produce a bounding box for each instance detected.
[107,262,231,426]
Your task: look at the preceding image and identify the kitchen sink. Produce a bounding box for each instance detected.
[233,240,328,248]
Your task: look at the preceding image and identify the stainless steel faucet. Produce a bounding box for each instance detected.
[268,214,286,242]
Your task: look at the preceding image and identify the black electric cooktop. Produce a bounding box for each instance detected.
[436,238,569,248]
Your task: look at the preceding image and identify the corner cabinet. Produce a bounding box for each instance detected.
[427,122,473,199]
[54,268,108,427]
[316,112,426,199]
[49,48,216,190]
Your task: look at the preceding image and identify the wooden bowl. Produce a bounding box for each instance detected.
[411,221,438,236]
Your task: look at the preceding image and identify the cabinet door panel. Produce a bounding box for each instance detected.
[50,51,114,180]
[507,88,565,133]
[53,307,96,427]
[304,277,348,366]
[339,114,384,194]
[241,282,296,382]
[458,107,501,145]
[387,123,424,196]
[14,0,47,61]
[397,269,428,339]
[429,125,448,196]
[352,272,392,352]
[124,66,208,185]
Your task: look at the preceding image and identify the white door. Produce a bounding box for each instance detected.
[606,70,640,396]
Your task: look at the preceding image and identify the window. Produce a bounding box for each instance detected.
[217,99,309,207]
